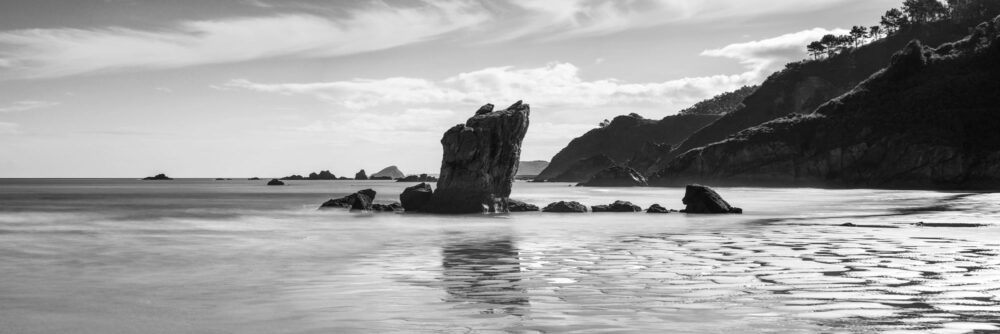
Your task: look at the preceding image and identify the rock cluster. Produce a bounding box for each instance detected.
[591,200,642,212]
[420,101,530,213]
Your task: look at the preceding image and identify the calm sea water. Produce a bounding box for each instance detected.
[2,179,1000,333]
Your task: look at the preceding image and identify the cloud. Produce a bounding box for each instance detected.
[701,27,848,79]
[0,1,488,79]
[225,62,754,113]
[0,122,19,134]
[0,100,60,113]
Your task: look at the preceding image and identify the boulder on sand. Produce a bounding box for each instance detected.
[591,200,642,212]
[421,101,531,213]
[320,189,377,210]
[542,201,588,213]
[400,182,434,211]
[508,199,540,212]
[680,184,742,214]
[266,179,285,186]
[578,165,648,187]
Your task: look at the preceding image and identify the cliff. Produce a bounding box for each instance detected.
[652,16,1000,189]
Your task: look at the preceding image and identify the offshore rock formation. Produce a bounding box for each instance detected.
[281,170,337,180]
[142,173,172,180]
[321,189,377,210]
[654,17,1000,189]
[578,165,648,187]
[681,185,742,214]
[508,199,540,212]
[354,170,368,180]
[542,201,588,213]
[591,200,642,212]
[646,204,675,214]
[371,166,405,180]
[266,179,284,186]
[421,101,530,213]
[399,182,433,212]
[535,113,720,181]
[396,174,438,182]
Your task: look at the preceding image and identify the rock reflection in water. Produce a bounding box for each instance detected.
[441,237,528,316]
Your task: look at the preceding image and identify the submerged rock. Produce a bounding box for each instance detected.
[320,189,377,210]
[266,179,285,186]
[680,184,742,214]
[371,202,403,212]
[578,165,648,187]
[142,173,173,180]
[591,200,642,212]
[508,199,539,212]
[422,101,531,213]
[542,201,588,213]
[646,204,674,213]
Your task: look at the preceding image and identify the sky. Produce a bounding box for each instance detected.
[0,0,900,178]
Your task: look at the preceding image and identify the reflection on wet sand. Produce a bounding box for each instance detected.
[441,237,529,316]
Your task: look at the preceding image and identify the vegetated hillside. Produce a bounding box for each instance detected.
[533,113,720,182]
[663,21,971,168]
[516,160,549,176]
[652,17,1000,189]
[677,85,758,116]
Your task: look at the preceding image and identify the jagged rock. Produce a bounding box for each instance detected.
[281,174,305,180]
[421,101,530,213]
[681,184,742,214]
[646,204,675,213]
[372,166,405,179]
[266,179,285,186]
[542,201,588,213]
[508,199,539,212]
[142,173,172,180]
[578,165,648,187]
[591,200,642,212]
[475,103,494,115]
[354,170,368,180]
[371,202,403,212]
[320,189,376,210]
[400,182,433,212]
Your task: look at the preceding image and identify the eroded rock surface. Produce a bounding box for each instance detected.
[681,184,742,214]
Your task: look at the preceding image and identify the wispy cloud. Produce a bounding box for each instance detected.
[0,100,60,113]
[702,27,848,79]
[0,1,488,79]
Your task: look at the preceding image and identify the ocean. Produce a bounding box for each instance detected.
[2,179,1000,333]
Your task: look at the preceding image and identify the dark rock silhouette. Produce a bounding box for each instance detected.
[266,179,284,186]
[248,177,261,180]
[281,174,306,180]
[354,170,368,180]
[548,154,615,183]
[508,199,539,212]
[320,189,377,210]
[372,202,403,212]
[309,170,337,180]
[578,165,648,187]
[421,101,530,214]
[681,185,742,214]
[654,17,1000,189]
[534,113,721,181]
[591,200,642,212]
[542,201,588,213]
[399,182,433,212]
[646,204,674,213]
[396,174,438,182]
[372,166,405,179]
[142,173,172,180]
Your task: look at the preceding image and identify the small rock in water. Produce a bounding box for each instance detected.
[400,183,433,212]
[266,179,285,186]
[646,204,673,213]
[542,201,588,213]
[591,200,642,212]
[321,189,377,211]
[680,184,742,214]
[142,173,173,180]
[508,199,539,212]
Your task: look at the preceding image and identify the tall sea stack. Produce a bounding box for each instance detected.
[421,101,531,213]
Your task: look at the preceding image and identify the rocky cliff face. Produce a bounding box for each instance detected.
[535,113,719,181]
[653,17,1000,189]
[664,21,972,167]
[421,101,530,213]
